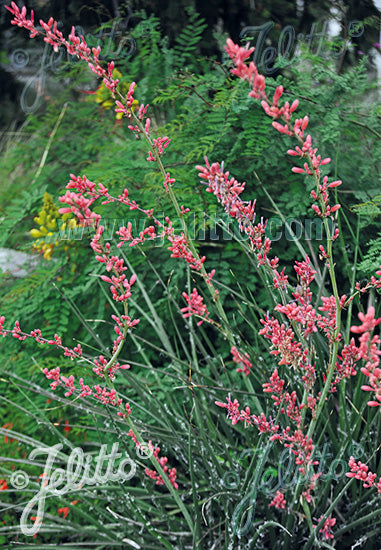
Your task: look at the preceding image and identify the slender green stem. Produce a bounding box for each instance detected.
[303,478,354,550]
[31,102,68,186]
[345,216,360,344]
[127,105,236,346]
[302,496,315,539]
[334,504,381,536]
[125,416,195,535]
[105,322,129,371]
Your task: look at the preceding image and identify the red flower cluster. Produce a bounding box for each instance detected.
[215,395,317,474]
[128,430,178,489]
[0,479,8,491]
[346,456,381,492]
[355,267,381,293]
[263,369,302,425]
[181,289,210,326]
[328,339,359,393]
[0,318,132,418]
[225,37,343,225]
[268,490,286,510]
[314,515,336,540]
[230,346,253,376]
[275,255,318,338]
[6,2,121,95]
[259,315,303,368]
[302,472,322,504]
[197,158,274,269]
[144,442,178,490]
[58,506,70,519]
[351,307,381,406]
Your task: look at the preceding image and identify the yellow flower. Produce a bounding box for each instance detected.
[92,69,139,119]
[30,228,42,239]
[30,192,78,260]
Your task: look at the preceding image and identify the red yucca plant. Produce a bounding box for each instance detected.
[2,3,381,548]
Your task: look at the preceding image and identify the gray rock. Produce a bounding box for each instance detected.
[0,248,39,278]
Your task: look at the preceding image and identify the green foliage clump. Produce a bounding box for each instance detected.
[0,6,381,549]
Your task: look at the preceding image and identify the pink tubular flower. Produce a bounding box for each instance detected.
[225,38,257,86]
[230,346,253,376]
[144,441,178,489]
[167,231,205,270]
[269,491,286,510]
[351,306,380,334]
[259,315,303,367]
[346,456,381,491]
[355,266,381,293]
[61,375,76,397]
[275,256,318,338]
[1,318,132,417]
[197,158,250,220]
[152,136,171,156]
[350,307,381,406]
[128,431,178,489]
[6,2,38,37]
[163,172,175,191]
[181,288,210,326]
[58,190,101,227]
[57,506,70,519]
[317,294,344,343]
[272,267,288,290]
[125,82,136,107]
[197,157,276,269]
[309,175,342,218]
[215,395,254,427]
[328,339,359,393]
[263,369,302,425]
[215,395,282,435]
[302,472,322,504]
[281,430,316,474]
[263,368,285,399]
[314,515,336,540]
[6,2,120,93]
[216,395,315,474]
[225,37,342,224]
[294,255,316,286]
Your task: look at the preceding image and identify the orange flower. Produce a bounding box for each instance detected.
[64,419,71,433]
[2,422,14,444]
[0,479,8,491]
[58,506,70,519]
